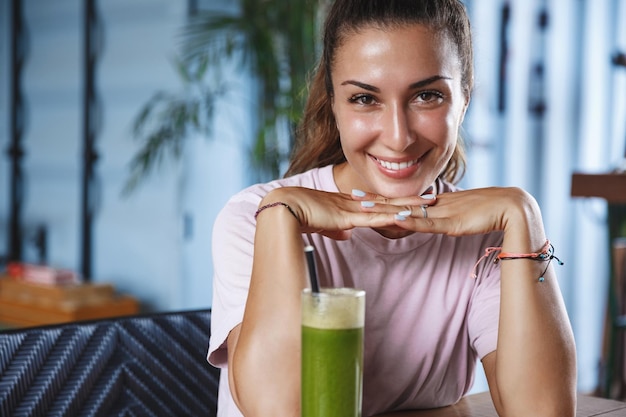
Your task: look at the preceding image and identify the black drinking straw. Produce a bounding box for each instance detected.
[304,245,320,293]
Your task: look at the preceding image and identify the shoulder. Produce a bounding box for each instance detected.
[225,165,335,210]
[215,165,335,229]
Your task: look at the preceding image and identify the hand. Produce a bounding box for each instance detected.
[260,187,421,240]
[352,186,542,239]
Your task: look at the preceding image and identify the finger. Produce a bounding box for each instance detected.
[350,189,369,200]
[346,211,404,229]
[359,199,437,219]
[351,189,437,207]
[420,204,429,219]
[392,204,429,220]
[351,189,394,205]
[393,215,445,233]
[393,215,472,237]
[386,193,437,206]
[359,200,415,215]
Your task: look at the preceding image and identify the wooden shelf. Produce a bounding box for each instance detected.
[0,277,139,328]
[571,172,626,204]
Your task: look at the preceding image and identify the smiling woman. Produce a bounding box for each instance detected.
[206,1,576,416]
[330,25,467,198]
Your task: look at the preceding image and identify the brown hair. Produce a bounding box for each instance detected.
[285,0,473,183]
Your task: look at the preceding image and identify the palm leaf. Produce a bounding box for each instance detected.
[126,0,325,193]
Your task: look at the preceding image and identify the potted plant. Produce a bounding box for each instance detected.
[125,0,326,193]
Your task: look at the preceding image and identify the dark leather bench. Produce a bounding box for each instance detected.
[0,309,220,416]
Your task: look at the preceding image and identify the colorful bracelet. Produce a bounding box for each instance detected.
[497,240,554,262]
[471,239,563,282]
[254,201,301,225]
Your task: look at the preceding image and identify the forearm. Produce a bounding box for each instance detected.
[231,198,306,416]
[493,197,577,416]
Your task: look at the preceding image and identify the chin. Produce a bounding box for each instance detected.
[375,184,424,199]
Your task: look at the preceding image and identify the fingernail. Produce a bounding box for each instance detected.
[422,194,436,200]
[352,189,366,197]
[398,210,411,216]
[395,214,407,221]
[361,201,375,208]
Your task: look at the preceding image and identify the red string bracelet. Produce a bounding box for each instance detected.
[471,239,564,282]
[254,202,301,225]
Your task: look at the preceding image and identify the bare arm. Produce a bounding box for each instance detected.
[354,186,577,416]
[226,187,391,415]
[480,190,577,417]
[227,196,306,416]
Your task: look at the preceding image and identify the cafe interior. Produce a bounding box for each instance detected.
[0,0,625,415]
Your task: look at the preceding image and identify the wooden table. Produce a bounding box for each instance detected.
[374,392,626,416]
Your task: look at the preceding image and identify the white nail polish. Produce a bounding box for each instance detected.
[352,189,366,197]
[361,201,375,208]
[395,214,407,221]
[422,194,436,200]
[398,210,411,216]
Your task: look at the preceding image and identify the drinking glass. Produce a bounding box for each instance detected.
[301,287,365,417]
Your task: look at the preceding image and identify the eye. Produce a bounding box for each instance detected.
[415,91,444,104]
[348,94,377,106]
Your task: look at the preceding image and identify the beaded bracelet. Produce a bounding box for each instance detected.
[471,239,563,282]
[254,201,301,225]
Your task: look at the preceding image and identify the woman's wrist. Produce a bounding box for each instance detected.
[257,188,303,227]
[255,202,301,225]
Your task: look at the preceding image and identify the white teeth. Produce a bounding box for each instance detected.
[377,158,418,171]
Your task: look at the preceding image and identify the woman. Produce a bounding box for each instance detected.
[207,0,577,416]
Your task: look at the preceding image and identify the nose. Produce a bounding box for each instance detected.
[382,102,414,152]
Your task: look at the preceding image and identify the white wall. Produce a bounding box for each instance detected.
[464,0,626,393]
[0,0,253,312]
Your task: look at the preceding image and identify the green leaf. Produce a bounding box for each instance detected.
[126,0,325,194]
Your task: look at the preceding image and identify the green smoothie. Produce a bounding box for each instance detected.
[301,326,364,417]
[301,288,365,417]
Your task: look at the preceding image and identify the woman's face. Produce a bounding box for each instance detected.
[331,24,469,198]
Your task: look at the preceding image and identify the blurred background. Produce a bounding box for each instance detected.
[0,0,625,397]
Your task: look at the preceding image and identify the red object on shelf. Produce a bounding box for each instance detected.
[6,262,81,285]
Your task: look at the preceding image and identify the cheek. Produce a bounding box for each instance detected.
[337,113,378,149]
[439,110,463,161]
[416,110,458,147]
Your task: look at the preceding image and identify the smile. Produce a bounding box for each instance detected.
[373,157,420,171]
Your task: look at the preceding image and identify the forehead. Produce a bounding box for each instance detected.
[332,24,461,82]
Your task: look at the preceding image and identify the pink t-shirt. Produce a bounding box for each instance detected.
[208,165,502,417]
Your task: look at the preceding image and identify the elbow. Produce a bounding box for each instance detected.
[497,388,576,417]
[227,348,245,414]
[502,403,576,417]
[229,345,264,416]
[229,336,300,417]
[494,369,577,417]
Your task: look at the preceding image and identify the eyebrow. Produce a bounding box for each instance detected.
[340,75,452,92]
